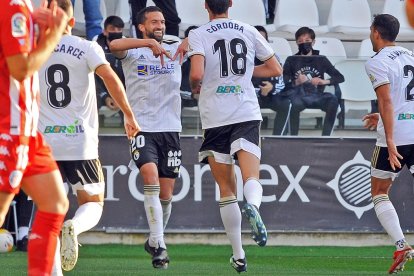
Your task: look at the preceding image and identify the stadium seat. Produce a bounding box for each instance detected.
[382,0,414,39]
[357,38,376,59]
[313,37,347,65]
[114,0,131,25]
[334,59,377,123]
[228,0,266,26]
[267,36,292,64]
[327,0,371,37]
[273,0,329,34]
[176,0,209,37]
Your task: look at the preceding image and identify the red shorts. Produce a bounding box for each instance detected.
[0,132,58,194]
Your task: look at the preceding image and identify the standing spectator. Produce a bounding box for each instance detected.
[129,0,181,37]
[38,0,139,273]
[364,14,414,274]
[95,15,125,112]
[71,0,103,40]
[188,0,282,272]
[110,6,183,270]
[283,27,343,136]
[0,0,69,275]
[252,26,291,135]
[262,0,276,24]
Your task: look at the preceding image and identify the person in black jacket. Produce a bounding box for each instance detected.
[95,16,125,112]
[252,26,291,135]
[283,27,344,136]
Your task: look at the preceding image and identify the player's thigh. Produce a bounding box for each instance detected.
[157,132,181,179]
[199,126,232,164]
[21,169,68,214]
[208,156,236,197]
[130,132,159,174]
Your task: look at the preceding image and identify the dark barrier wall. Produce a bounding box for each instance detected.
[66,136,414,232]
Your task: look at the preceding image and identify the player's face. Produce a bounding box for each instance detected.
[369,26,379,52]
[139,11,165,42]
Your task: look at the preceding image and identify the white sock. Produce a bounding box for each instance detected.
[17,226,29,240]
[220,196,245,260]
[51,238,63,276]
[373,195,406,250]
[72,202,103,236]
[243,178,263,208]
[160,198,172,230]
[144,185,166,248]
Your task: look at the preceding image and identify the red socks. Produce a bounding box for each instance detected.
[28,210,65,276]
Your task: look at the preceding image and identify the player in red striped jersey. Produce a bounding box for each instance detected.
[0,0,69,275]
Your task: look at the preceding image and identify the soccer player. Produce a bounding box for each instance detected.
[0,0,69,275]
[365,13,414,274]
[187,0,282,272]
[37,0,139,272]
[110,6,182,269]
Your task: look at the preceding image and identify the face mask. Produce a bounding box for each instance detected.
[298,42,313,55]
[107,32,123,42]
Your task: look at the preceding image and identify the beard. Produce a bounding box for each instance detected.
[147,30,164,43]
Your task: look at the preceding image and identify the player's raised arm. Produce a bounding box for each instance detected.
[95,64,140,139]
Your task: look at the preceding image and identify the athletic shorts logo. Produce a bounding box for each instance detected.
[9,170,23,188]
[11,13,26,37]
[137,65,148,76]
[132,149,140,161]
[167,150,181,168]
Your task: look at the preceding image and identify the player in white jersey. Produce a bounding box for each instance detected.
[364,14,414,274]
[38,0,139,273]
[187,0,282,272]
[110,6,184,269]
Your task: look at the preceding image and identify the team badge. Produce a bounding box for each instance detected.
[11,13,26,37]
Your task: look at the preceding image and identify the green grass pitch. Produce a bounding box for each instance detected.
[2,244,414,275]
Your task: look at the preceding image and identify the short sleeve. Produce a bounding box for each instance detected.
[0,4,31,57]
[187,29,205,58]
[365,58,390,90]
[87,41,109,71]
[254,29,274,62]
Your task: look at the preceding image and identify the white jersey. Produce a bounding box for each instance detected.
[121,39,182,132]
[188,18,274,129]
[38,35,108,160]
[365,46,414,146]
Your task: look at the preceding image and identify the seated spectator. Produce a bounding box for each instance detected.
[283,27,344,136]
[180,26,199,109]
[251,26,291,135]
[95,16,125,114]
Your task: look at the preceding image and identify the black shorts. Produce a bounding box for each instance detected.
[57,159,105,195]
[129,132,181,178]
[371,144,414,180]
[199,120,261,164]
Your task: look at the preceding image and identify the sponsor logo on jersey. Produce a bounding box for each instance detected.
[138,54,146,60]
[398,113,414,120]
[368,73,377,84]
[167,150,181,168]
[216,85,243,94]
[0,134,12,141]
[43,120,85,135]
[137,64,175,76]
[9,170,23,188]
[327,151,372,219]
[11,13,26,37]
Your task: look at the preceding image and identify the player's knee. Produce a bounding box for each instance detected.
[56,196,69,215]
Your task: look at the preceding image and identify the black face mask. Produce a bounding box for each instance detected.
[298,42,313,55]
[107,32,123,42]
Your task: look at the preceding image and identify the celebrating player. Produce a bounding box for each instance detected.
[365,14,414,274]
[0,0,69,275]
[188,0,282,272]
[37,0,139,273]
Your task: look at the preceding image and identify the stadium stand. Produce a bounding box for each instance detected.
[176,0,209,37]
[314,37,347,65]
[382,0,414,39]
[273,0,329,34]
[357,38,376,59]
[228,0,266,26]
[267,36,292,63]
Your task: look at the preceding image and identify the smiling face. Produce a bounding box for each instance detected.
[138,11,165,42]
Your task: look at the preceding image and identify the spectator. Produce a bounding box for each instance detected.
[283,27,344,136]
[129,0,181,37]
[262,0,276,24]
[95,16,125,112]
[71,0,103,40]
[251,26,291,135]
[180,26,199,109]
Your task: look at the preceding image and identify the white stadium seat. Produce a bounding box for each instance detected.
[176,0,209,37]
[229,0,266,26]
[358,39,376,59]
[382,0,414,39]
[273,0,329,34]
[327,0,371,37]
[313,37,347,65]
[267,36,292,64]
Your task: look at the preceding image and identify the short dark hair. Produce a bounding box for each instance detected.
[104,16,124,29]
[254,25,268,41]
[49,0,72,16]
[295,27,315,41]
[184,25,198,38]
[206,0,230,15]
[372,14,399,42]
[136,6,163,25]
